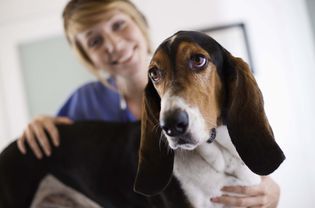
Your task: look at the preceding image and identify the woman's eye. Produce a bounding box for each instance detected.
[112,20,126,31]
[88,36,103,48]
[189,54,208,70]
[148,67,162,83]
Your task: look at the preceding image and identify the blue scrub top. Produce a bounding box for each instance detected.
[57,81,137,122]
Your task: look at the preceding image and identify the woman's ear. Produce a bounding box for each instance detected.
[224,54,285,175]
[134,80,174,196]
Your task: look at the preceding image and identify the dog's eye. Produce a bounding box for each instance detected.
[148,67,162,83]
[189,54,208,70]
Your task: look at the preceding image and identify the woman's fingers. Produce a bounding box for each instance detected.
[17,133,27,154]
[42,119,60,147]
[31,121,51,157]
[48,117,73,147]
[221,184,265,196]
[54,117,73,125]
[211,194,266,207]
[16,116,73,159]
[25,125,43,159]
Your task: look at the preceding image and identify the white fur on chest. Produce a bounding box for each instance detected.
[173,126,261,208]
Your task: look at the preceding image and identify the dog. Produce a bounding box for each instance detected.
[134,31,286,208]
[0,121,191,208]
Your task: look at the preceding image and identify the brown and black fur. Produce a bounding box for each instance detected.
[0,121,190,208]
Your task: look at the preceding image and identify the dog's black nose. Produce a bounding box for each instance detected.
[160,110,189,137]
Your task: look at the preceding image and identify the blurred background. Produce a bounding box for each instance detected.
[0,0,314,207]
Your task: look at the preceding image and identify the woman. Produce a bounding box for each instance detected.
[17,0,280,207]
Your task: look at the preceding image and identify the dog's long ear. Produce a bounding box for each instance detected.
[224,54,285,175]
[134,79,174,196]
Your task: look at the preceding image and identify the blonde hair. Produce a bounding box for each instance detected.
[63,0,151,80]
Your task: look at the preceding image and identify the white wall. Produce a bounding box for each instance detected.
[0,0,314,207]
[0,9,66,149]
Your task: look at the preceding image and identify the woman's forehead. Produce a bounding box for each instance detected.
[95,9,130,22]
[75,9,131,38]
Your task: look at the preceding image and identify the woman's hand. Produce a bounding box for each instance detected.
[17,116,73,159]
[211,176,280,208]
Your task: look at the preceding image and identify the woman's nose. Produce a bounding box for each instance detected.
[104,34,122,54]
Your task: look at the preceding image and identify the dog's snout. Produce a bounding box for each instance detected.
[160,109,189,137]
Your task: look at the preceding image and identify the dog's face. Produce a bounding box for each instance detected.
[134,31,285,196]
[148,32,224,150]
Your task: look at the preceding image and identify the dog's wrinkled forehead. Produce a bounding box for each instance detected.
[156,31,225,69]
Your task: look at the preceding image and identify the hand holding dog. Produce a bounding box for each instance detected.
[17,116,73,159]
[211,176,280,208]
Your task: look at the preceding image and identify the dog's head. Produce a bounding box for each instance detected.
[134,31,285,196]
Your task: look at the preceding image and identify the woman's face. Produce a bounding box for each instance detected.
[76,10,149,78]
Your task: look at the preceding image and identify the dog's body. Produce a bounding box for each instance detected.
[134,31,285,208]
[0,121,189,208]
[173,126,260,207]
[0,121,146,207]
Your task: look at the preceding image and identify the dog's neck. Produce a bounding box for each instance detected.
[206,128,217,143]
[172,125,260,208]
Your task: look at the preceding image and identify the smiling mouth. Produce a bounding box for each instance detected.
[110,46,136,65]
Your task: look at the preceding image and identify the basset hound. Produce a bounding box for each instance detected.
[134,31,286,208]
